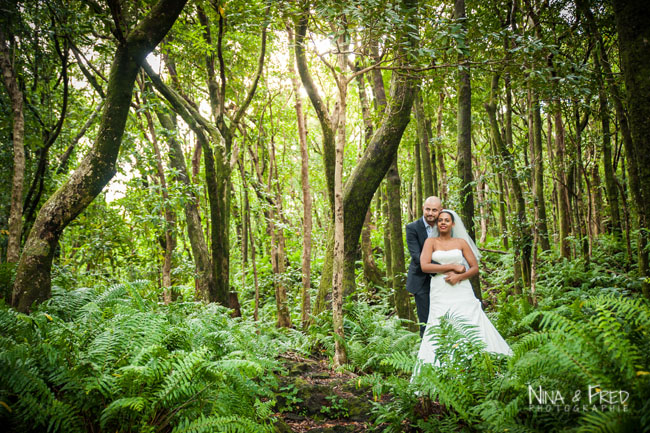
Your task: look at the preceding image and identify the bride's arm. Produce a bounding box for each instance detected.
[420,239,466,273]
[445,240,479,284]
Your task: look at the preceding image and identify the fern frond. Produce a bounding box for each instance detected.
[99,396,148,429]
[577,410,638,433]
[380,351,416,374]
[172,415,271,433]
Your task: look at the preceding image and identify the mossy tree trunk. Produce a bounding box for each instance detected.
[294,12,336,212]
[11,0,188,312]
[308,0,418,314]
[198,6,268,307]
[531,88,550,251]
[0,28,25,264]
[414,91,434,198]
[484,73,532,292]
[354,63,385,290]
[613,0,650,298]
[288,27,313,329]
[155,108,216,302]
[139,93,176,303]
[455,0,480,299]
[386,161,415,324]
[269,137,292,329]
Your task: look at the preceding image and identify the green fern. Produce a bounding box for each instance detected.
[172,414,273,433]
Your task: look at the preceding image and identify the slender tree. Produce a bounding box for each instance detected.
[0,28,25,264]
[287,27,313,329]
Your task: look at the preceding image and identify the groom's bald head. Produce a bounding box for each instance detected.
[423,196,441,209]
[422,196,442,226]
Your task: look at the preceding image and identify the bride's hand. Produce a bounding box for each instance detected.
[452,264,465,274]
[444,272,463,285]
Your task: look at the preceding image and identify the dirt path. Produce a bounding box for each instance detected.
[273,352,376,433]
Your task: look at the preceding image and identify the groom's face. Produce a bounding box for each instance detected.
[422,199,442,227]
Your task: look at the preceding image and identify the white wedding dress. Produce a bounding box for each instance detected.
[416,249,512,368]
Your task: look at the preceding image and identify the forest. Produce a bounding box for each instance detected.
[1,0,649,431]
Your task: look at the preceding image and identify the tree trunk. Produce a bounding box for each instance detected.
[593,49,621,236]
[142,102,176,304]
[489,135,509,249]
[0,29,25,264]
[434,92,447,200]
[484,73,531,292]
[12,0,188,312]
[381,188,393,288]
[477,175,489,245]
[554,110,572,258]
[455,0,480,299]
[288,27,312,329]
[270,136,292,329]
[613,0,650,297]
[361,209,384,289]
[531,89,550,251]
[354,62,385,290]
[150,83,217,303]
[413,130,423,211]
[198,6,268,308]
[578,0,628,239]
[589,153,604,239]
[387,160,414,324]
[574,105,591,263]
[331,34,348,367]
[414,91,434,197]
[238,161,261,321]
[425,116,439,197]
[294,13,336,211]
[310,0,418,313]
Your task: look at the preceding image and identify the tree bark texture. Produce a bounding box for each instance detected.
[455,0,480,299]
[613,0,650,297]
[414,91,434,198]
[434,92,446,199]
[142,104,176,303]
[288,27,313,329]
[590,36,621,237]
[294,13,335,211]
[531,89,550,251]
[155,109,216,302]
[12,0,188,312]
[484,73,532,291]
[311,0,418,314]
[0,29,25,264]
[354,64,385,289]
[381,188,393,286]
[387,161,415,324]
[553,110,572,258]
[270,137,292,329]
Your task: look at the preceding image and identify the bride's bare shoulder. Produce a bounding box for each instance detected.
[424,237,437,248]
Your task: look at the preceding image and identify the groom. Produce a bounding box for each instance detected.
[405,196,442,337]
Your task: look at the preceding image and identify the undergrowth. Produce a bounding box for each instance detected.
[2,235,649,432]
[0,281,309,433]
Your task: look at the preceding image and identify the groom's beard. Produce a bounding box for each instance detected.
[425,216,437,226]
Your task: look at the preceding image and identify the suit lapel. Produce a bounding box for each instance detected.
[417,218,428,245]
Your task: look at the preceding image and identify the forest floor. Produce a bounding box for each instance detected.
[271,352,442,432]
[272,351,375,432]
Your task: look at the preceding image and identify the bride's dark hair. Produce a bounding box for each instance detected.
[439,209,455,222]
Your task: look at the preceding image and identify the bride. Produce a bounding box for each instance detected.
[415,209,512,370]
